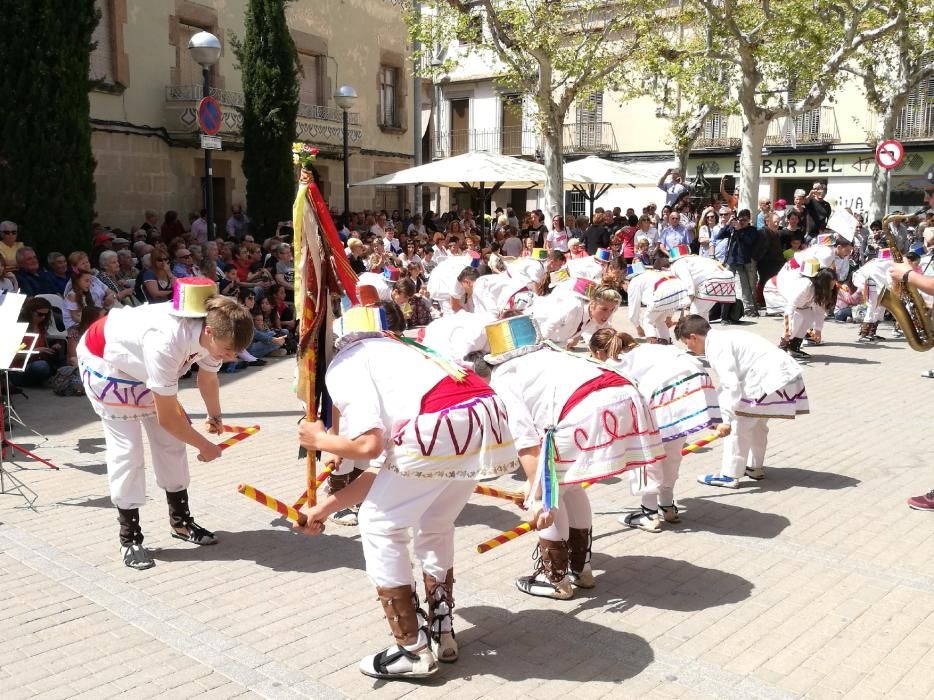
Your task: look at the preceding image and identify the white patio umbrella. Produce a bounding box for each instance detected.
[563,156,676,217]
[353,152,552,239]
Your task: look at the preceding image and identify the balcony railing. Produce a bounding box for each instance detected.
[765,106,839,146]
[694,107,840,150]
[894,99,934,141]
[164,85,362,147]
[431,122,617,160]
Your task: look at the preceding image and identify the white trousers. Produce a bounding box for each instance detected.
[720,417,769,478]
[539,483,592,541]
[102,416,189,510]
[358,470,476,588]
[643,309,672,342]
[641,438,685,509]
[690,299,716,320]
[863,283,886,323]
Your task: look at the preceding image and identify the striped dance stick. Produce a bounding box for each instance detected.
[238,483,308,526]
[291,465,335,510]
[476,481,593,554]
[217,425,260,451]
[223,424,254,434]
[681,433,719,455]
[473,484,525,505]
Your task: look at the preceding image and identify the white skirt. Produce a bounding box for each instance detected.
[696,274,737,303]
[553,384,665,485]
[735,377,810,419]
[387,394,519,480]
[77,339,155,421]
[649,370,722,442]
[647,276,690,314]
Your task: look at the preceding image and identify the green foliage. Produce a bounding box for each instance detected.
[232,0,300,238]
[0,0,98,256]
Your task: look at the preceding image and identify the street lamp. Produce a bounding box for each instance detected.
[188,31,222,239]
[334,85,358,218]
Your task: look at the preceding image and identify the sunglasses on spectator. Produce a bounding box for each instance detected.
[2,230,16,235]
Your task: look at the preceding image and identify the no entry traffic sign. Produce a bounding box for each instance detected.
[875,139,904,170]
[198,96,223,136]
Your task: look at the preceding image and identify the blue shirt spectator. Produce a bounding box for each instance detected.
[659,213,692,251]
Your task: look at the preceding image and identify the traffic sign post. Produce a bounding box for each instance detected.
[198,96,223,136]
[875,139,904,170]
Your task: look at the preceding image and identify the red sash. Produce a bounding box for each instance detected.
[653,274,675,291]
[559,370,630,422]
[84,317,108,358]
[420,372,493,413]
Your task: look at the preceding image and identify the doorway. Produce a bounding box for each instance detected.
[450,99,470,156]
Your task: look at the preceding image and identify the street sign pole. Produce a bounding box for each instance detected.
[202,67,214,240]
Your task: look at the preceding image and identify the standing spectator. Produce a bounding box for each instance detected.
[615,215,638,264]
[15,248,51,296]
[755,198,771,229]
[719,177,739,211]
[584,212,611,255]
[804,182,832,239]
[658,169,688,207]
[159,210,186,244]
[568,238,589,259]
[547,215,570,252]
[139,210,160,241]
[716,209,760,316]
[788,189,807,223]
[634,215,658,251]
[713,209,733,263]
[226,204,250,241]
[659,211,692,253]
[773,198,789,226]
[191,209,209,244]
[756,213,786,304]
[42,252,71,295]
[527,211,549,247]
[0,221,23,269]
[501,226,523,257]
[698,210,719,258]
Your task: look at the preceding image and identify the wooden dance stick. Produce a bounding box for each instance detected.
[222,424,254,434]
[681,433,719,455]
[238,483,308,526]
[291,465,334,510]
[216,425,260,451]
[472,484,525,505]
[476,481,593,554]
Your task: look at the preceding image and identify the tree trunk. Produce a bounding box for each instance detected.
[868,104,903,222]
[738,117,769,213]
[541,119,565,219]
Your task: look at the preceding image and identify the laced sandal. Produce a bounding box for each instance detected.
[122,543,155,570]
[359,642,437,679]
[171,520,217,545]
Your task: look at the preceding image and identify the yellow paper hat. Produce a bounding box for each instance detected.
[170,277,217,318]
[484,315,542,365]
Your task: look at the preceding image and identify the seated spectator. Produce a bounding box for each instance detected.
[219,266,240,297]
[137,250,174,303]
[405,260,426,292]
[421,247,437,277]
[269,283,296,332]
[346,237,367,274]
[66,251,114,309]
[567,238,588,259]
[40,252,70,295]
[1,265,18,294]
[200,259,219,284]
[273,243,294,302]
[64,270,100,364]
[392,278,431,329]
[0,220,23,269]
[11,297,65,387]
[260,294,296,354]
[97,250,136,305]
[203,240,223,272]
[172,247,196,278]
[116,249,136,283]
[14,247,50,296]
[247,308,287,359]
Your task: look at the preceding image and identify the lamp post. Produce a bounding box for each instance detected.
[334,85,358,219]
[188,31,222,239]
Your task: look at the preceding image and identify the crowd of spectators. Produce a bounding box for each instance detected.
[4,176,932,389]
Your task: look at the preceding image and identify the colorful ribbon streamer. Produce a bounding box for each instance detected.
[238,483,307,526]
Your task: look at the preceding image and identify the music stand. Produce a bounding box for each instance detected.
[0,293,58,506]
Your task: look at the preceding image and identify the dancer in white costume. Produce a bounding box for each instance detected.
[589,329,720,531]
[774,252,837,359]
[667,244,736,320]
[675,315,809,489]
[852,249,894,342]
[295,303,518,680]
[623,261,690,344]
[77,285,253,570]
[474,315,663,600]
[527,280,620,348]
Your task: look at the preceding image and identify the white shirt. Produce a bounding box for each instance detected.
[421,310,495,361]
[527,293,604,346]
[661,181,688,207]
[635,226,658,247]
[490,347,604,451]
[704,329,802,423]
[191,218,208,244]
[326,336,448,445]
[607,344,706,401]
[101,303,221,396]
[356,272,392,301]
[626,270,688,325]
[547,228,570,252]
[670,255,731,296]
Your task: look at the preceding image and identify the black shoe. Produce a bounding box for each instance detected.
[790,348,810,359]
[122,543,155,570]
[171,520,218,545]
[248,359,267,367]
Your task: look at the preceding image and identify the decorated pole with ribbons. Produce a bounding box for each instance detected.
[681,432,719,455]
[290,144,359,511]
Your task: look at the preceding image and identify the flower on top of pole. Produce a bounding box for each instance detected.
[292,142,320,171]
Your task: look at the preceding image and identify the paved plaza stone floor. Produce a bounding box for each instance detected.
[3,312,934,699]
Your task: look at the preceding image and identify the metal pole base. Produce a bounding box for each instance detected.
[0,464,39,508]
